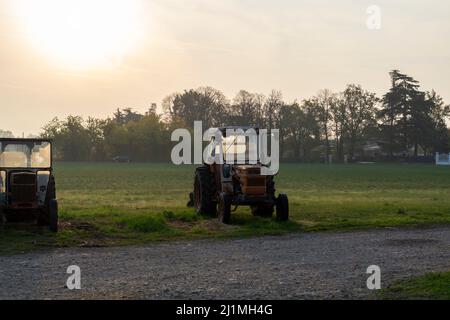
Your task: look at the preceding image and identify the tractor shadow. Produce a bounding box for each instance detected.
[0,219,106,255]
[0,222,59,255]
[220,209,303,236]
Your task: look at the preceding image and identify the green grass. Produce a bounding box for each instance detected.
[380,272,450,300]
[1,162,450,255]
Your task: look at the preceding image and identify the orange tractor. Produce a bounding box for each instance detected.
[188,127,288,224]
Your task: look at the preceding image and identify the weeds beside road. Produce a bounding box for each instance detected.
[381,272,450,300]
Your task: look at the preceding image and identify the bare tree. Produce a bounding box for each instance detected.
[308,89,336,163]
[341,84,379,160]
[264,90,284,129]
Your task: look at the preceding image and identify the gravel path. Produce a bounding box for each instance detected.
[1,226,450,300]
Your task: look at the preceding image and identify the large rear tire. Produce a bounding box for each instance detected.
[276,193,289,221]
[0,208,4,231]
[49,199,58,233]
[37,175,58,231]
[218,193,231,224]
[193,167,217,216]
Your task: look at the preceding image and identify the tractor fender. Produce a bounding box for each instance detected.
[37,172,50,205]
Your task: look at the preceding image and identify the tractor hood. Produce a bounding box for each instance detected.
[233,165,267,195]
[233,165,263,175]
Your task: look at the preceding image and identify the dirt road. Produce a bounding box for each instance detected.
[1,226,450,299]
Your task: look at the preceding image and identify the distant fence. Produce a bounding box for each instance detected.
[436,152,450,166]
[282,155,436,164]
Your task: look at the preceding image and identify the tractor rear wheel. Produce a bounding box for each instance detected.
[0,208,4,230]
[251,205,274,218]
[218,193,231,224]
[194,167,217,216]
[276,193,289,221]
[37,175,58,231]
[48,199,58,233]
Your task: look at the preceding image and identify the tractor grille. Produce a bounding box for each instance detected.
[13,174,36,185]
[245,168,261,175]
[234,166,266,195]
[11,173,37,204]
[240,176,266,195]
[247,177,266,186]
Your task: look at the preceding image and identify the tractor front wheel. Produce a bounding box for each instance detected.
[276,193,289,221]
[218,193,231,224]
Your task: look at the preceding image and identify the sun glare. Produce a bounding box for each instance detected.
[15,0,142,69]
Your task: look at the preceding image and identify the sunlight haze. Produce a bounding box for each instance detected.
[1,0,449,135]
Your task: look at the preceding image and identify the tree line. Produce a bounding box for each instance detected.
[25,70,449,162]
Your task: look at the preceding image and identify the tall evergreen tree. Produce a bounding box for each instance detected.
[380,70,423,155]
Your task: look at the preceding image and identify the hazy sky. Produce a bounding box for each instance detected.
[1,0,450,136]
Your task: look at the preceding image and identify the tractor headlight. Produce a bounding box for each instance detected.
[223,164,232,178]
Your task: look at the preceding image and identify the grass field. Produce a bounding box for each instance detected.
[1,162,450,254]
[380,272,450,300]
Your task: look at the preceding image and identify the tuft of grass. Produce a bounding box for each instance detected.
[380,272,450,300]
[119,215,167,233]
[163,210,198,222]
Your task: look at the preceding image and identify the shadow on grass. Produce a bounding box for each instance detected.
[228,212,303,237]
[0,224,59,255]
[0,209,304,255]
